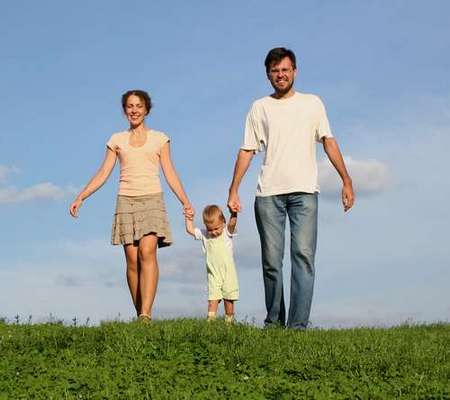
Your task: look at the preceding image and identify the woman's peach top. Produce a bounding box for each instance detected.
[106,130,169,196]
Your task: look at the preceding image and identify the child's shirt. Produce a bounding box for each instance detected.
[193,227,239,300]
[193,227,236,255]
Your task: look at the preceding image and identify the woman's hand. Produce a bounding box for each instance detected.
[69,198,83,218]
[183,203,195,220]
[68,148,117,219]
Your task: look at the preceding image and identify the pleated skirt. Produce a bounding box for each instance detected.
[111,192,172,247]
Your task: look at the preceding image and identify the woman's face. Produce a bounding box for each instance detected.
[125,95,147,127]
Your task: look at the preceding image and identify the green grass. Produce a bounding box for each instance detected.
[0,319,448,399]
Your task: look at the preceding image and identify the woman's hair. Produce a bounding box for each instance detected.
[202,205,226,225]
[264,47,297,73]
[121,90,152,115]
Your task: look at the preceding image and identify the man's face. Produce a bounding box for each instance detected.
[267,57,297,95]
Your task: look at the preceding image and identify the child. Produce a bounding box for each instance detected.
[185,205,239,322]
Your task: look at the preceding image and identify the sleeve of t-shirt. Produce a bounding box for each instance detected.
[193,228,204,241]
[241,103,265,153]
[106,134,118,152]
[157,132,170,155]
[315,97,333,142]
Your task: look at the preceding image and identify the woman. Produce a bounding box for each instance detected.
[69,90,193,323]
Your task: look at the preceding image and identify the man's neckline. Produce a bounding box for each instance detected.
[268,91,299,101]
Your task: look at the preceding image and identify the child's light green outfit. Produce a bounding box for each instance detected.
[194,227,239,301]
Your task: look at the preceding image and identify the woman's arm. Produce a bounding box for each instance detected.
[160,142,194,219]
[69,148,117,217]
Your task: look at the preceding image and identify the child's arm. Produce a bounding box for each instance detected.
[185,216,196,237]
[227,211,238,234]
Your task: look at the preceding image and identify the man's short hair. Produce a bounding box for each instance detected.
[264,47,297,73]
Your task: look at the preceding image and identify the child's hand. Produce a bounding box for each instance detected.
[184,205,196,237]
[227,209,238,233]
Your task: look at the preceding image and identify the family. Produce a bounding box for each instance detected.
[69,47,355,329]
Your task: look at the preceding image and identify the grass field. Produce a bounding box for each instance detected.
[0,319,448,399]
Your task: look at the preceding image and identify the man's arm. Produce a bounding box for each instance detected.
[227,149,254,212]
[322,137,355,212]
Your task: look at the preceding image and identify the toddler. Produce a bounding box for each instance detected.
[185,205,239,322]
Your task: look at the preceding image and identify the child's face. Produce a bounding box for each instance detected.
[205,218,225,238]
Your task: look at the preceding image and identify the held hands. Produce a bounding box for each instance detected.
[342,182,355,212]
[69,198,83,218]
[227,191,241,213]
[183,203,195,220]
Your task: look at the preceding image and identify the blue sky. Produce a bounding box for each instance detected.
[1,1,449,326]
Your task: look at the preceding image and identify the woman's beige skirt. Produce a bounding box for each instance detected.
[111,193,172,247]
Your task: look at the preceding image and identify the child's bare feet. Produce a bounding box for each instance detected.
[225,314,234,324]
[207,312,216,322]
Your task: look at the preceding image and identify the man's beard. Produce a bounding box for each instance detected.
[273,80,294,96]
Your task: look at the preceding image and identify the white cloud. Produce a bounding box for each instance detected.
[0,182,77,204]
[0,164,78,204]
[319,156,390,196]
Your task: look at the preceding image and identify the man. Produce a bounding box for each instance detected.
[227,47,354,329]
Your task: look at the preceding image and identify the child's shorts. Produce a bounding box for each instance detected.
[207,266,239,301]
[111,192,172,247]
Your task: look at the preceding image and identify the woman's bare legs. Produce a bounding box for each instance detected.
[138,234,159,317]
[123,243,141,315]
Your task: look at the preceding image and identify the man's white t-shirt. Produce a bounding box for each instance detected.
[241,92,333,196]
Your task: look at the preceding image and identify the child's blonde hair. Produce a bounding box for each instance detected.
[202,205,226,225]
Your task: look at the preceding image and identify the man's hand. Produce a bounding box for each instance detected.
[342,182,355,212]
[227,191,241,213]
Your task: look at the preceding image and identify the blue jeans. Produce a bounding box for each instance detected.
[255,192,318,329]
